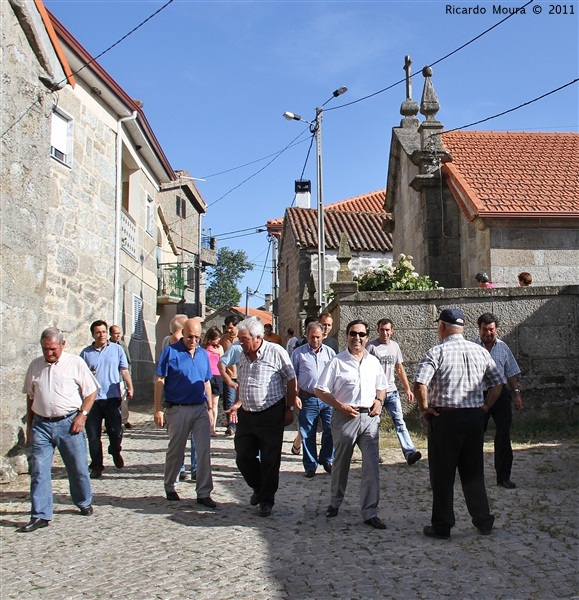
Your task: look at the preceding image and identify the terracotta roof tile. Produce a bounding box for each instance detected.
[442,131,579,218]
[285,207,392,252]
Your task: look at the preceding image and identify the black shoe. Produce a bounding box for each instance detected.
[124,422,133,430]
[498,479,516,489]
[364,516,387,530]
[305,470,316,478]
[259,503,272,517]
[250,493,259,506]
[79,505,94,516]
[197,496,217,508]
[407,451,422,465]
[225,427,234,436]
[112,453,124,469]
[322,462,332,474]
[325,505,339,518]
[90,467,103,479]
[17,518,49,533]
[166,491,180,501]
[179,471,187,482]
[423,525,450,540]
[478,527,493,536]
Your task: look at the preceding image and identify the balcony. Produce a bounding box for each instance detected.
[201,235,217,266]
[157,263,186,304]
[121,210,137,258]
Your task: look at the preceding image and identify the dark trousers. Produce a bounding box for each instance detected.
[86,398,123,470]
[428,408,494,534]
[234,399,285,506]
[484,387,513,483]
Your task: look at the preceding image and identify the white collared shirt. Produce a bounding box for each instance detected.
[316,349,387,408]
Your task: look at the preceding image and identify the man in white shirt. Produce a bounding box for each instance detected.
[315,320,388,529]
[19,328,99,532]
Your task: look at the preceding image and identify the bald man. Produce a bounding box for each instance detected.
[155,318,216,507]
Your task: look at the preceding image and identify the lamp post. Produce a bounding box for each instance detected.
[283,86,347,309]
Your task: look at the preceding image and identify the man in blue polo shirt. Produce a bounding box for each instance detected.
[81,320,133,479]
[154,318,216,507]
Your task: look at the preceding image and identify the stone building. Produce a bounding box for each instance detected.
[384,59,579,289]
[0,1,213,476]
[267,191,393,339]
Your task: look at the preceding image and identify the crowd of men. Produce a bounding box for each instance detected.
[18,308,523,539]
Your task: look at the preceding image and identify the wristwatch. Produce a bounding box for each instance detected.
[513,389,521,394]
[80,410,89,416]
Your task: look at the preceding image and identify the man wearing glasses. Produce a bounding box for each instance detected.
[315,320,388,529]
[154,318,216,507]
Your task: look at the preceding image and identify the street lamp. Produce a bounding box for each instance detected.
[283,86,347,309]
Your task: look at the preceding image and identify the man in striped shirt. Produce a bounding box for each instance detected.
[474,313,523,489]
[226,318,297,517]
[414,308,503,540]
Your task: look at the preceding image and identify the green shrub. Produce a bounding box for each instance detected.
[356,254,440,291]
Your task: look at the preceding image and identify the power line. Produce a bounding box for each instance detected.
[326,0,536,112]
[442,78,579,134]
[253,237,272,294]
[2,0,175,140]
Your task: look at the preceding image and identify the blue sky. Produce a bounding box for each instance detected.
[44,0,578,308]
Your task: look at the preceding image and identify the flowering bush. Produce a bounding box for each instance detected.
[355,254,439,291]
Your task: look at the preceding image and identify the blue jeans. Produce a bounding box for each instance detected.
[222,380,237,430]
[85,398,123,469]
[298,396,333,472]
[179,433,198,478]
[30,414,92,520]
[384,390,416,459]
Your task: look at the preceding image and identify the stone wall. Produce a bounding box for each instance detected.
[328,285,579,423]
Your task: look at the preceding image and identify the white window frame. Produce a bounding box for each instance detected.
[50,107,73,166]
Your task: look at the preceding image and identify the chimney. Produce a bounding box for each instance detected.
[295,180,311,208]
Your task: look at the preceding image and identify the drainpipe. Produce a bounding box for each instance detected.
[113,111,138,325]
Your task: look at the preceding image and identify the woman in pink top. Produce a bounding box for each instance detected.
[203,327,224,436]
[475,272,495,289]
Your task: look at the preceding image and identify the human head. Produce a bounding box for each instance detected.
[376,318,394,344]
[203,326,222,347]
[477,312,499,345]
[305,322,324,351]
[346,319,369,354]
[436,308,465,340]
[90,320,108,347]
[223,315,240,338]
[518,272,532,286]
[319,312,333,339]
[181,318,202,351]
[170,314,188,334]
[109,325,121,342]
[287,328,294,336]
[237,317,264,354]
[40,327,65,363]
[264,323,273,335]
[475,272,491,288]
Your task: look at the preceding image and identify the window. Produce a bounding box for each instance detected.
[176,196,186,218]
[146,194,155,236]
[50,108,73,166]
[133,295,143,339]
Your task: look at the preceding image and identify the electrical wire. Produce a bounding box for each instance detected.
[326,0,536,112]
[253,237,272,294]
[1,0,174,139]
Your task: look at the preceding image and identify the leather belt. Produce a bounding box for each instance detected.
[432,406,482,411]
[298,391,316,400]
[357,407,372,413]
[36,410,78,422]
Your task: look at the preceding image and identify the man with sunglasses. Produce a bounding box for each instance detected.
[315,320,388,529]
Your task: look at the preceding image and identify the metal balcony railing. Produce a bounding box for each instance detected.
[158,263,185,299]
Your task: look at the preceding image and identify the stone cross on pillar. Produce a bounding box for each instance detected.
[400,55,420,127]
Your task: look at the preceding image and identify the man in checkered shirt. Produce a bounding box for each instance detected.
[414,308,504,540]
[226,318,297,517]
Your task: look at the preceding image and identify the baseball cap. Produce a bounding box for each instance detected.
[436,308,465,326]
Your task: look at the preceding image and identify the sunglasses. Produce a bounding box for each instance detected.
[348,331,368,338]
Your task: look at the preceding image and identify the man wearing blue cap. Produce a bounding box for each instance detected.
[414,308,504,540]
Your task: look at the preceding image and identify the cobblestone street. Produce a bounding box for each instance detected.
[1,407,577,599]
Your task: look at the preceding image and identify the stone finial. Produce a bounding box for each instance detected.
[336,233,353,282]
[400,55,420,127]
[303,272,320,314]
[419,66,440,121]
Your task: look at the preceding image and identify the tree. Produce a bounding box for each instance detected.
[206,247,253,308]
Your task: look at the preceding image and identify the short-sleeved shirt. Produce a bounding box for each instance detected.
[315,349,388,408]
[237,340,296,412]
[219,342,243,369]
[80,342,128,400]
[473,336,521,387]
[156,340,212,405]
[367,339,404,392]
[292,343,335,396]
[414,334,503,408]
[286,336,298,355]
[23,351,99,418]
